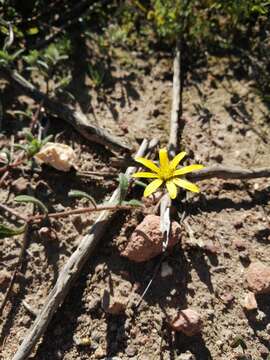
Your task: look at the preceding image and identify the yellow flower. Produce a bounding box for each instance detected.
[132,148,204,199]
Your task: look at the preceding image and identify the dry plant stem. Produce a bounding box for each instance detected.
[160,41,183,241]
[0,159,25,174]
[1,67,131,153]
[187,166,270,181]
[0,224,29,316]
[0,203,28,222]
[168,40,182,156]
[12,139,150,360]
[30,204,142,222]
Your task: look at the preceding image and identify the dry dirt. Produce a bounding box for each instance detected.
[1,45,270,360]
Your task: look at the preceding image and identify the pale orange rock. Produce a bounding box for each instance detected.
[242,292,257,311]
[170,309,203,336]
[121,215,181,262]
[35,142,77,172]
[246,262,270,294]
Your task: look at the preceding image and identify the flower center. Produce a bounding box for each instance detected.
[160,166,173,180]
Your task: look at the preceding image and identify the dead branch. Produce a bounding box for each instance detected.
[160,41,183,246]
[187,166,270,181]
[1,67,131,153]
[168,41,182,156]
[12,139,151,360]
[30,203,142,222]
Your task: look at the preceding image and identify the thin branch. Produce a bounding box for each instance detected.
[187,166,270,181]
[1,67,131,153]
[30,203,142,222]
[168,40,182,157]
[12,139,152,360]
[0,224,30,316]
[160,41,183,249]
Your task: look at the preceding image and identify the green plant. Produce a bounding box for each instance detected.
[87,64,105,88]
[14,131,53,158]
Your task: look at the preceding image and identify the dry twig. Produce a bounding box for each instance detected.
[1,67,131,153]
[187,166,270,181]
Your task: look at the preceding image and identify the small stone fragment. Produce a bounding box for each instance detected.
[0,270,11,289]
[246,262,270,294]
[121,215,181,262]
[35,142,77,172]
[233,239,247,251]
[94,346,106,359]
[11,177,29,194]
[125,345,137,357]
[178,351,195,360]
[170,309,203,336]
[38,227,57,241]
[242,292,257,311]
[203,240,221,254]
[220,292,234,305]
[161,262,173,278]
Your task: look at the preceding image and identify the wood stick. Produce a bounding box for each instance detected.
[1,67,131,153]
[12,139,150,360]
[168,41,182,157]
[187,166,270,181]
[30,203,142,222]
[160,41,183,244]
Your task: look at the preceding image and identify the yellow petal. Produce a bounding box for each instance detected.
[173,164,204,176]
[173,178,200,193]
[169,151,187,170]
[135,157,160,174]
[144,179,163,197]
[132,172,159,178]
[166,180,177,199]
[159,148,169,169]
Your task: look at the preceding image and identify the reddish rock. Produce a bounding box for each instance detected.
[203,240,221,254]
[170,309,203,336]
[233,239,247,251]
[246,262,270,294]
[121,215,181,262]
[0,270,11,289]
[220,292,234,305]
[242,292,257,311]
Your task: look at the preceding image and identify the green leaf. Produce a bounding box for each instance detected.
[134,180,147,188]
[41,135,53,146]
[118,173,129,204]
[0,223,25,239]
[23,130,35,142]
[15,195,48,214]
[68,190,96,208]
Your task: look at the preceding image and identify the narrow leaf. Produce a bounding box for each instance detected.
[68,190,96,208]
[15,195,48,214]
[0,223,25,239]
[118,173,129,204]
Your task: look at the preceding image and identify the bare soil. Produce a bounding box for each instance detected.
[1,44,270,360]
